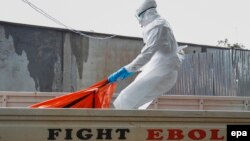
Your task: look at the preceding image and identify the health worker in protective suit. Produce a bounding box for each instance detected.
[108,0,181,109]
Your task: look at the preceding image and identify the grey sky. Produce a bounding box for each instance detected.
[1,0,250,49]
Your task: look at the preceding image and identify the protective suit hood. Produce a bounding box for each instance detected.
[136,0,157,16]
[136,0,159,26]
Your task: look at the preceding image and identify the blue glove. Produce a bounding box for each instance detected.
[108,67,134,83]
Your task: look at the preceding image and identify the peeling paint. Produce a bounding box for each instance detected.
[70,34,89,79]
[0,25,36,91]
[3,24,63,92]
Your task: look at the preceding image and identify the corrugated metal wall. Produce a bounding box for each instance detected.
[233,49,250,96]
[167,48,250,96]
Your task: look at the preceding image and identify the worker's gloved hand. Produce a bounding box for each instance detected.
[108,67,135,83]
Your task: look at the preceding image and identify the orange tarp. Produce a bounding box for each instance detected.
[30,79,117,108]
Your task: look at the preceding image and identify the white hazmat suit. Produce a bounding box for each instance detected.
[113,0,181,109]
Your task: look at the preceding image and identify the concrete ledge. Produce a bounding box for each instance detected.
[0,108,250,120]
[1,92,249,111]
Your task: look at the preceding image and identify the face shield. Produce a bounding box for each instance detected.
[135,7,156,25]
[135,11,145,24]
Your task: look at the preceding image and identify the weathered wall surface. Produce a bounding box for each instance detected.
[0,21,249,96]
[0,25,36,91]
[63,33,142,92]
[0,21,142,92]
[0,22,63,92]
